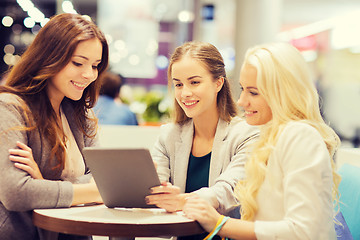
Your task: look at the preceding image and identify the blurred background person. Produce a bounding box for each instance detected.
[94,71,138,125]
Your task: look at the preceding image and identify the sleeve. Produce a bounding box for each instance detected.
[151,124,172,183]
[195,122,259,214]
[254,123,335,240]
[0,97,73,212]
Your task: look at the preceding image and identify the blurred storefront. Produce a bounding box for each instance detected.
[0,0,359,146]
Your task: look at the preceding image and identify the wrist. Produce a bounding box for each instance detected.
[177,193,189,211]
[204,215,230,240]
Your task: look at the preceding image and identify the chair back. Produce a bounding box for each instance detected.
[338,163,360,239]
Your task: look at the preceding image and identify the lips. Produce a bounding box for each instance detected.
[71,80,87,89]
[245,111,256,114]
[183,101,198,107]
[182,99,199,109]
[244,110,257,117]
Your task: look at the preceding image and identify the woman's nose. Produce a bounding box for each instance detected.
[82,66,97,80]
[237,92,247,107]
[181,84,192,97]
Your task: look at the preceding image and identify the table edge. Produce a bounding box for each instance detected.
[33,208,204,237]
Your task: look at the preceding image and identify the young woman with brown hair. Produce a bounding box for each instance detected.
[146,41,259,240]
[0,13,108,240]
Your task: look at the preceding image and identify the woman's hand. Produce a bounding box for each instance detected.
[72,177,103,206]
[146,182,190,212]
[88,177,103,204]
[183,195,221,233]
[9,141,43,179]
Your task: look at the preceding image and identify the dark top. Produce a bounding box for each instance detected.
[185,152,211,193]
[180,152,219,240]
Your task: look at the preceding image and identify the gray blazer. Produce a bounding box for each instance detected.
[152,117,259,214]
[0,93,97,240]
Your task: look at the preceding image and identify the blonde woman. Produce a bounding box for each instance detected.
[183,42,340,240]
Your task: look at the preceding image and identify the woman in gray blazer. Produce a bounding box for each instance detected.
[146,42,258,221]
[0,13,108,240]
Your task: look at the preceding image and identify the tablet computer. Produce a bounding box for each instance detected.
[83,147,161,208]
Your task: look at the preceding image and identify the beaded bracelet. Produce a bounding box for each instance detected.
[203,215,230,240]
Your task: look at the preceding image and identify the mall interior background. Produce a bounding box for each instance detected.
[0,0,359,147]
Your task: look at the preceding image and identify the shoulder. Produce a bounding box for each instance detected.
[275,121,327,159]
[0,93,33,130]
[228,116,257,129]
[94,96,114,109]
[0,92,24,105]
[226,117,259,139]
[273,121,331,176]
[97,95,112,103]
[159,121,182,134]
[117,103,134,114]
[159,120,192,138]
[0,93,29,115]
[279,121,322,143]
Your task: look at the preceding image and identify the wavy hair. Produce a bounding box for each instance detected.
[167,41,237,124]
[0,13,109,170]
[234,42,341,220]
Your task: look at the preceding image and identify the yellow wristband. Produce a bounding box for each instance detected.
[203,215,225,240]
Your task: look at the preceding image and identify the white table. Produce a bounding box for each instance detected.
[33,204,204,238]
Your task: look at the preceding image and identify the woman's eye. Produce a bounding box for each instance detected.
[175,83,182,87]
[250,91,259,96]
[191,81,200,85]
[92,65,99,69]
[72,61,82,67]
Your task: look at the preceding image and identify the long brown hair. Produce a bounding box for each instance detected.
[167,41,237,124]
[1,13,109,169]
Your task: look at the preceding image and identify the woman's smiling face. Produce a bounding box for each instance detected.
[47,38,103,107]
[171,56,223,120]
[237,64,272,125]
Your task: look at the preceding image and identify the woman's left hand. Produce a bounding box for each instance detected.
[9,141,44,179]
[146,182,190,212]
[183,195,221,233]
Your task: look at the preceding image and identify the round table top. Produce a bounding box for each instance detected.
[33,204,204,237]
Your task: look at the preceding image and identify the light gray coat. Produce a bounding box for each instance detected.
[0,93,97,240]
[152,117,259,214]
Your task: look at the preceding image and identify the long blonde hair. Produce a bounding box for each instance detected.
[234,42,341,220]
